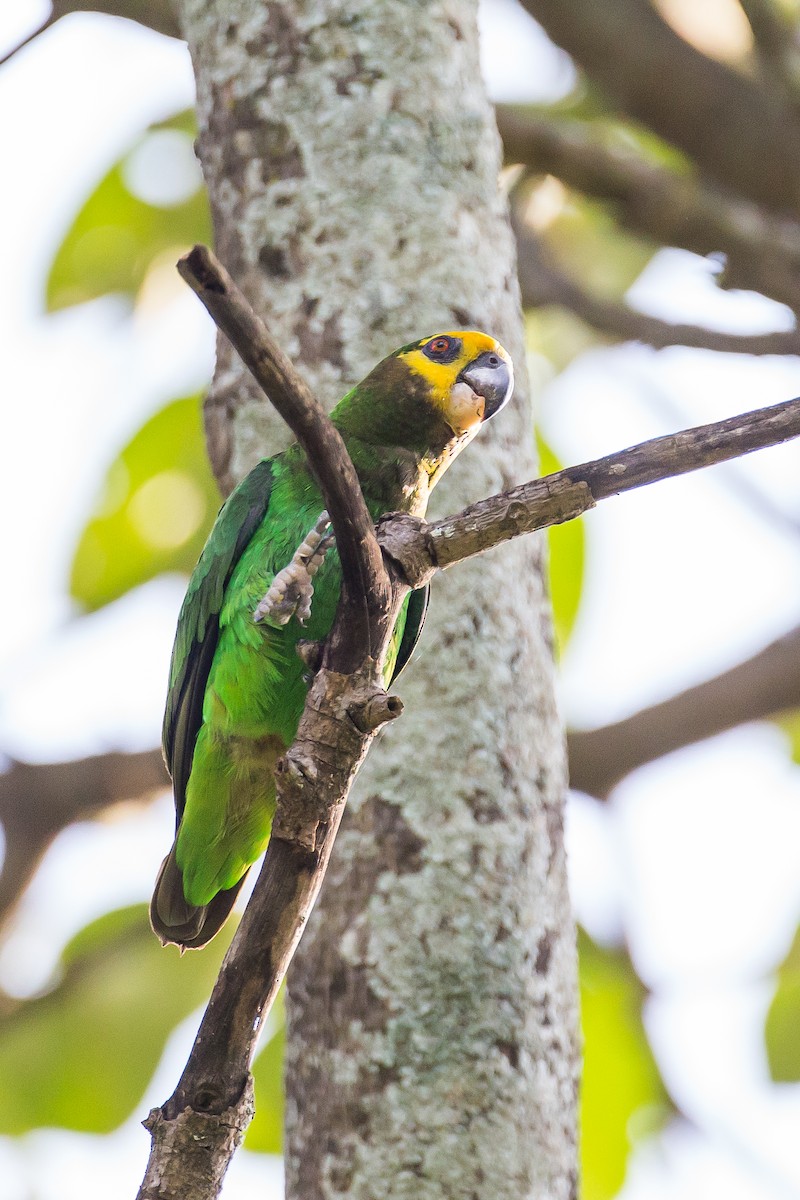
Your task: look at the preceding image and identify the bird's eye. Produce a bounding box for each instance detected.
[422,335,461,363]
[487,354,500,367]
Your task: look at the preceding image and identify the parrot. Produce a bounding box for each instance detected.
[150,330,513,949]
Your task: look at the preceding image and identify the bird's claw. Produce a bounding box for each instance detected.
[253,511,334,627]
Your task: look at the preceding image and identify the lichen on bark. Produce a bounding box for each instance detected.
[178,0,580,1196]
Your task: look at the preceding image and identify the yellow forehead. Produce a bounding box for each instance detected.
[398,330,511,400]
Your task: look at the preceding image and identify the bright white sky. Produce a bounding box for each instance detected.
[2,2,800,1198]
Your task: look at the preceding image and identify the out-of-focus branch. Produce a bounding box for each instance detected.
[0,748,168,927]
[514,218,800,356]
[52,0,179,36]
[518,0,800,214]
[740,0,800,110]
[568,624,800,799]
[11,614,800,928]
[0,13,58,68]
[0,0,179,69]
[498,108,800,311]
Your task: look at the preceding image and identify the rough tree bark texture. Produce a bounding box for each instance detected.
[179,1,579,1197]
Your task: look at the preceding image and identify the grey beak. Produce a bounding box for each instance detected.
[458,351,513,420]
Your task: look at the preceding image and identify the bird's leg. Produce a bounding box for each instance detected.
[253,511,335,627]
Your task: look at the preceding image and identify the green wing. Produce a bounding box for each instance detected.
[162,458,276,824]
[164,451,427,820]
[390,585,430,683]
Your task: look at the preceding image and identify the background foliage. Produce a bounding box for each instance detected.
[3,1,800,1197]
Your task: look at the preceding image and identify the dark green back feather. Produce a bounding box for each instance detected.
[390,585,429,683]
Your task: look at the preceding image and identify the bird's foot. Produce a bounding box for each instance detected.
[253,511,334,627]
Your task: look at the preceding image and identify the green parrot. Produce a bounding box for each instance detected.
[150,330,513,949]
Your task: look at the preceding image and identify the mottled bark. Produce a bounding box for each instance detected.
[178,2,579,1198]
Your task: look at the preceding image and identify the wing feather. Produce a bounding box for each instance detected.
[162,458,275,825]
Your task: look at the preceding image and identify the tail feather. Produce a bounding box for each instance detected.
[149,845,247,950]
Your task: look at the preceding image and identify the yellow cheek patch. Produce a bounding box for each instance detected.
[400,347,463,399]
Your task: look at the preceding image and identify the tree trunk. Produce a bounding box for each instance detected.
[179,1,579,1196]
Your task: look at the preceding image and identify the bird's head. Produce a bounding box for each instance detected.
[330,330,514,512]
[334,328,512,476]
[393,330,514,436]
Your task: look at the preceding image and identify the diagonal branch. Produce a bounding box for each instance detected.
[740,0,800,112]
[137,245,800,1200]
[139,248,405,1199]
[377,392,800,589]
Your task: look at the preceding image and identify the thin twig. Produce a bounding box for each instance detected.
[377,393,800,586]
[640,381,800,540]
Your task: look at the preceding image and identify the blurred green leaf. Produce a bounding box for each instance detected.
[766,922,800,1081]
[579,929,672,1200]
[0,905,233,1134]
[543,188,656,303]
[775,709,800,766]
[247,1010,285,1154]
[70,394,220,610]
[521,184,657,372]
[526,306,608,375]
[505,97,692,173]
[536,431,585,653]
[503,86,621,130]
[47,109,210,311]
